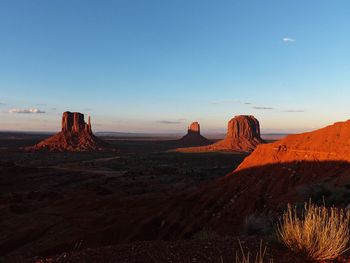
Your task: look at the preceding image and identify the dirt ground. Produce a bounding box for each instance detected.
[2,132,349,263]
[0,133,246,262]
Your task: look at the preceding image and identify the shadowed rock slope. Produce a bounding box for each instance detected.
[179,122,211,147]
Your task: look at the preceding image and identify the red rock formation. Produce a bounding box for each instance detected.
[29,111,110,152]
[143,119,350,240]
[176,115,264,152]
[179,122,211,147]
[188,122,200,134]
[235,119,350,172]
[61,111,91,134]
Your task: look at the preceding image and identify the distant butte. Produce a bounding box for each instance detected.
[28,111,111,152]
[176,115,264,153]
[179,122,211,147]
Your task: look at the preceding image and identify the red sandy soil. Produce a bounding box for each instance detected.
[0,148,246,262]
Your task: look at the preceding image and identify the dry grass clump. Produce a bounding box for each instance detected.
[235,240,273,263]
[277,202,350,261]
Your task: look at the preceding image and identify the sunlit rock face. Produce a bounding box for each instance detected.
[176,115,264,153]
[29,112,109,152]
[217,115,264,152]
[187,122,200,135]
[61,111,92,134]
[235,119,350,172]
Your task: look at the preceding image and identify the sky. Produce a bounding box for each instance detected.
[0,0,350,134]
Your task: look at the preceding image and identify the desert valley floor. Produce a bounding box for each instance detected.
[1,131,350,263]
[0,133,248,262]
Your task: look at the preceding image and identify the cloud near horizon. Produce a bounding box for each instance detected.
[210,99,256,106]
[284,109,305,113]
[156,119,184,125]
[8,108,46,114]
[252,106,274,110]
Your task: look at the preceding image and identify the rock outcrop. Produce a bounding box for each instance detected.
[188,122,200,134]
[176,115,264,152]
[179,122,211,147]
[29,111,110,152]
[234,119,350,172]
[61,112,92,134]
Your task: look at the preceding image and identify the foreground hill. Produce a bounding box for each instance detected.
[237,119,350,170]
[142,119,350,240]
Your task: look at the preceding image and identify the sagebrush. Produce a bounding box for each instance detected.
[277,202,350,261]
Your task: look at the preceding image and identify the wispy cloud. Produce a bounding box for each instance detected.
[36,103,47,106]
[284,109,305,113]
[252,106,274,110]
[0,101,6,105]
[244,102,253,105]
[156,119,184,125]
[8,108,46,114]
[283,37,296,43]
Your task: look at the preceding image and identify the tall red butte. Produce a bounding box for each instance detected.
[29,111,109,152]
[176,115,264,152]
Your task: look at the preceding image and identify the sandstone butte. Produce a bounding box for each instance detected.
[176,115,264,153]
[179,122,211,146]
[28,111,110,152]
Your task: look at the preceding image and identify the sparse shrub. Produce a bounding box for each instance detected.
[235,240,273,263]
[277,202,350,261]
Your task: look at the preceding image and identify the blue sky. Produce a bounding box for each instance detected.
[0,0,349,133]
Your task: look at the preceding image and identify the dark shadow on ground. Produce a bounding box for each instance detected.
[2,153,350,261]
